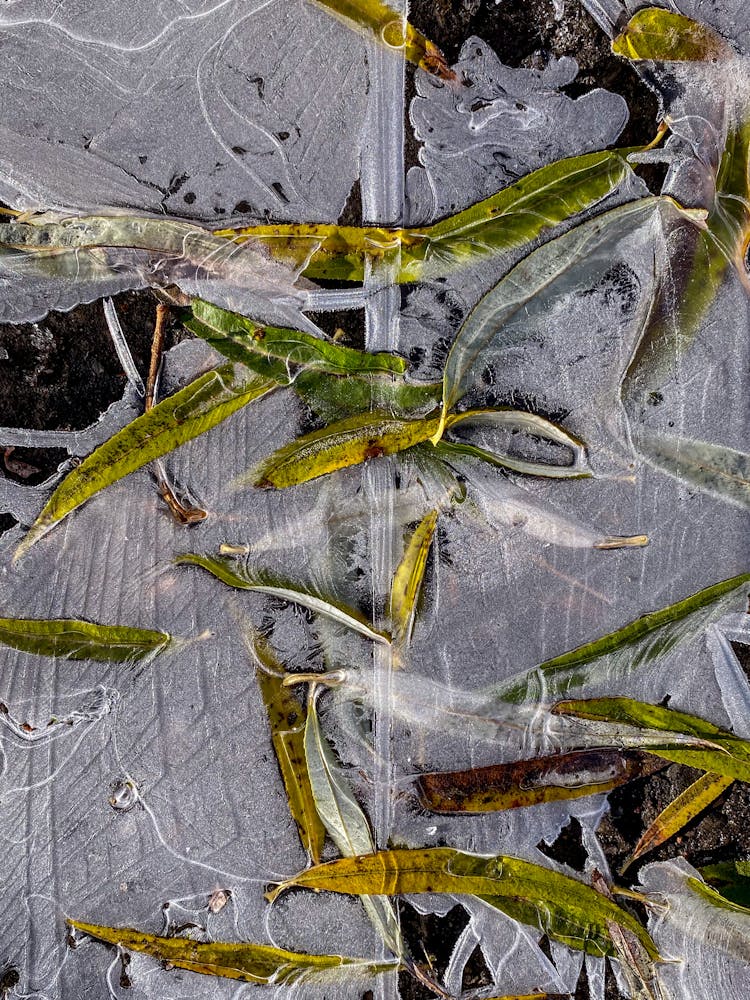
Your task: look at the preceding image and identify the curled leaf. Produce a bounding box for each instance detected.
[416,749,665,814]
[390,509,439,646]
[612,8,732,62]
[68,919,397,984]
[16,364,278,559]
[626,771,733,869]
[250,634,326,864]
[269,847,660,960]
[176,553,390,645]
[0,618,170,662]
[246,410,441,490]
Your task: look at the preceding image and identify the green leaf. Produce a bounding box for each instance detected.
[176,552,390,645]
[699,861,750,908]
[552,697,750,782]
[438,197,675,419]
[16,364,278,559]
[612,8,732,62]
[68,919,398,985]
[305,688,403,956]
[249,634,326,864]
[416,749,665,814]
[390,509,439,646]
[633,430,750,510]
[245,410,441,490]
[625,771,733,869]
[440,408,591,479]
[293,369,441,423]
[496,573,750,702]
[269,847,660,960]
[187,300,406,377]
[0,617,170,662]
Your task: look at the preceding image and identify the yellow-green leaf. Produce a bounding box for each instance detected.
[390,509,438,646]
[626,771,733,868]
[187,300,406,378]
[269,847,660,960]
[176,552,390,645]
[0,618,170,662]
[245,410,441,490]
[612,8,732,62]
[250,634,326,864]
[416,749,665,814]
[552,697,750,782]
[16,364,278,559]
[68,920,397,984]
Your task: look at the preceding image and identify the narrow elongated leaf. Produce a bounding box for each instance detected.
[626,772,733,868]
[305,689,403,956]
[700,861,750,908]
[187,300,406,377]
[416,749,666,814]
[68,920,397,985]
[246,411,441,490]
[219,145,651,284]
[269,848,660,960]
[390,510,438,645]
[439,197,675,418]
[497,573,750,702]
[312,0,454,79]
[634,430,750,510]
[612,8,732,62]
[176,553,390,645]
[16,364,278,559]
[250,635,326,864]
[293,369,441,423]
[0,618,170,662]
[552,697,750,782]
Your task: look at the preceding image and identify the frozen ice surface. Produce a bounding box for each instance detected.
[0,1,749,998]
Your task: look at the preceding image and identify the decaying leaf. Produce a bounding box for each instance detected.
[552,697,750,782]
[612,8,733,62]
[625,771,734,869]
[390,509,439,646]
[416,749,666,813]
[0,617,170,662]
[497,573,750,701]
[269,848,660,960]
[246,410,441,489]
[176,553,390,644]
[16,364,278,559]
[249,634,326,864]
[68,919,398,984]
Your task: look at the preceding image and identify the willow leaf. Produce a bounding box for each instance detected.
[312,0,453,79]
[68,920,397,985]
[416,749,665,814]
[245,410,441,490]
[497,573,750,702]
[305,689,403,956]
[439,197,674,420]
[390,509,438,646]
[700,861,750,908]
[176,553,390,645]
[187,300,406,377]
[293,369,441,423]
[0,618,170,662]
[634,430,750,510]
[16,364,278,559]
[612,8,732,62]
[626,771,733,868]
[552,697,750,782]
[269,848,660,960]
[250,635,326,864]
[219,145,651,284]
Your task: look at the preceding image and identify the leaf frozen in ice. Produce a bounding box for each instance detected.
[176,553,390,644]
[390,509,439,646]
[68,919,398,984]
[0,618,170,663]
[16,364,279,558]
[269,847,660,960]
[612,8,733,62]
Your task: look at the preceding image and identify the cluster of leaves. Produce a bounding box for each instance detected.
[2,4,750,999]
